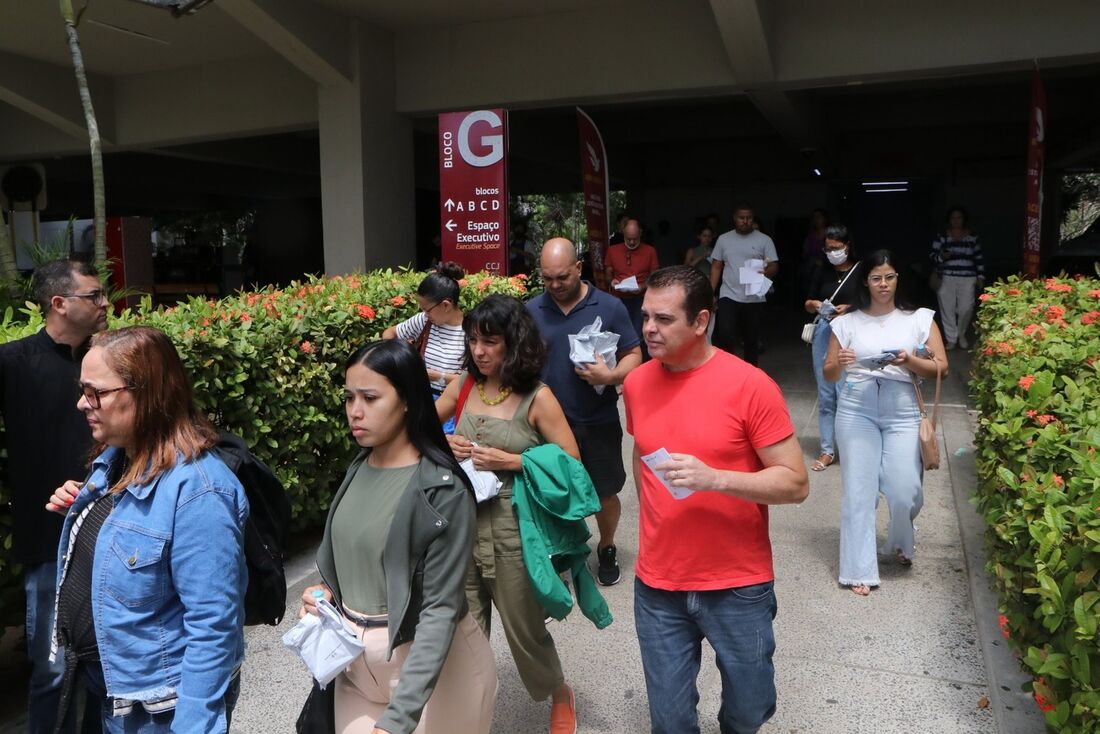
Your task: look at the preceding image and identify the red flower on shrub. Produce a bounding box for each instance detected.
[1045,305,1065,324]
[477,280,491,292]
[356,304,376,320]
[513,273,528,280]
[1006,288,1022,296]
[1052,474,1063,487]
[1023,323,1042,337]
[1018,375,1035,390]
[240,313,252,322]
[458,278,469,287]
[978,293,992,302]
[1036,414,1056,426]
[983,346,994,356]
[1026,409,1037,418]
[201,318,210,327]
[199,329,208,338]
[1034,691,1055,713]
[1082,311,1100,325]
[1089,289,1100,299]
[1043,278,1072,293]
[390,296,406,307]
[300,341,315,354]
[995,341,1015,355]
[997,614,1010,638]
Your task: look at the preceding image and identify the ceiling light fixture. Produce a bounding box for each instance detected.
[861,181,908,187]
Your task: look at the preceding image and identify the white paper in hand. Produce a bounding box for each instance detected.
[614,275,639,292]
[640,447,694,500]
[568,316,620,395]
[459,443,502,503]
[281,598,365,687]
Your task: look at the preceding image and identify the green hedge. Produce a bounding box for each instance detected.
[0,269,529,625]
[971,274,1100,731]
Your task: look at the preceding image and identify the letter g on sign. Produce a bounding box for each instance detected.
[458,111,504,168]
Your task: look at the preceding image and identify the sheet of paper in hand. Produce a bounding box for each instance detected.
[640,447,694,500]
[460,445,502,503]
[614,275,639,292]
[568,316,620,395]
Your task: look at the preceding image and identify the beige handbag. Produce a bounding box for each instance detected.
[910,365,942,470]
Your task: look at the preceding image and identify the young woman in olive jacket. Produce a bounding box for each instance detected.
[300,340,497,734]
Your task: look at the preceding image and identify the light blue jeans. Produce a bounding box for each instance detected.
[834,377,923,587]
[811,319,841,457]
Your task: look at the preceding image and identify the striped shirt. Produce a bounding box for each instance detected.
[394,312,466,391]
[931,232,984,278]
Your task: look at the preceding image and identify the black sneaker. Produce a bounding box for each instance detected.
[597,545,621,586]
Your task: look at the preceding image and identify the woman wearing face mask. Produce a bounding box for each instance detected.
[823,250,949,596]
[435,295,582,734]
[803,225,859,472]
[301,339,497,734]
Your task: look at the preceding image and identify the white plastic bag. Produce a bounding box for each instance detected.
[460,447,502,503]
[282,598,365,687]
[568,316,620,395]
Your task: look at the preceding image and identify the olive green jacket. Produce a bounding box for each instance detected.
[316,450,475,734]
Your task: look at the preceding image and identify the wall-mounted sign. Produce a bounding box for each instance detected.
[438,109,508,274]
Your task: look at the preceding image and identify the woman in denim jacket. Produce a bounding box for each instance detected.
[47,326,248,733]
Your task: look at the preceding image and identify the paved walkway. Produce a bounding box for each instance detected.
[2,335,1046,733]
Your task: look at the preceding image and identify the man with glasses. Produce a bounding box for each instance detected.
[0,259,107,733]
[529,239,642,585]
[605,219,659,357]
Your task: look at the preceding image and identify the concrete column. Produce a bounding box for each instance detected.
[318,22,414,275]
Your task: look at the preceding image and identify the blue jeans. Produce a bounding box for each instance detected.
[81,663,240,733]
[25,561,73,734]
[635,578,777,734]
[811,320,840,456]
[834,377,923,586]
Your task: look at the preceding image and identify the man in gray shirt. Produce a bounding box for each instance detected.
[710,206,778,365]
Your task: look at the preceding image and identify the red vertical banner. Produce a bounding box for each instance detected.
[438,109,509,274]
[1023,69,1046,278]
[576,108,610,286]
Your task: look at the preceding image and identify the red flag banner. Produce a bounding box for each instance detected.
[1023,70,1046,277]
[438,109,509,274]
[577,108,610,285]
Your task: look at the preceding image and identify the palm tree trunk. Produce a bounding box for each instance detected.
[0,212,20,298]
[59,0,107,269]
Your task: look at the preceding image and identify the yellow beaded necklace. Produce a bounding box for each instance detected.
[476,380,512,406]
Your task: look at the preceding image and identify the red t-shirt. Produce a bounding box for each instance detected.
[605,243,659,293]
[623,349,794,591]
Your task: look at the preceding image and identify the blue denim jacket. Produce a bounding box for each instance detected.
[54,446,249,733]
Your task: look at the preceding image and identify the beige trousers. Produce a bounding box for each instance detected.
[335,614,497,734]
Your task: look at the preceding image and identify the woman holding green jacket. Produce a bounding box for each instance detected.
[300,340,497,734]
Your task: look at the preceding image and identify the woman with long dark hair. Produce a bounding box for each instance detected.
[803,225,860,471]
[47,326,248,732]
[300,339,496,734]
[435,295,582,734]
[823,250,949,596]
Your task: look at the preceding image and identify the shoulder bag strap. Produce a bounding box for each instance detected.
[827,262,859,303]
[909,362,942,428]
[415,320,432,357]
[454,374,475,425]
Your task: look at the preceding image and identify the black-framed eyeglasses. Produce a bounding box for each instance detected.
[78,381,131,409]
[420,301,443,316]
[63,290,108,305]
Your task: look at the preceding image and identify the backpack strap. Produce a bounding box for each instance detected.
[454,374,475,425]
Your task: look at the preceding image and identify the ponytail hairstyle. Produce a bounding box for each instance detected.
[418,262,464,307]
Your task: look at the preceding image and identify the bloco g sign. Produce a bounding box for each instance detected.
[438,109,509,274]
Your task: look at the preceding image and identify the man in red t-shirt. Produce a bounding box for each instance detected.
[605,219,659,357]
[623,265,808,734]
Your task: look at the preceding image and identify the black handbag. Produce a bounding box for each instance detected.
[296,680,336,734]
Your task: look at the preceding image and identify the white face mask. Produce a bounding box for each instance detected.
[826,249,848,266]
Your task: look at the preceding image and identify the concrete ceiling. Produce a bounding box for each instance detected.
[314,0,630,29]
[0,0,271,76]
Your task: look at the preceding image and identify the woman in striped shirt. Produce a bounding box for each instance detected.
[384,263,468,432]
[930,206,985,349]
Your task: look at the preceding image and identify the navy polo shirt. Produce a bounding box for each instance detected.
[528,282,640,426]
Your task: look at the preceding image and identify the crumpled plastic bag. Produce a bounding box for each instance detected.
[569,316,620,395]
[460,449,502,503]
[282,597,365,687]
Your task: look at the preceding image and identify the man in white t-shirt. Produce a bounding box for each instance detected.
[709,206,778,365]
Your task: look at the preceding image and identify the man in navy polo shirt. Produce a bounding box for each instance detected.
[528,239,642,585]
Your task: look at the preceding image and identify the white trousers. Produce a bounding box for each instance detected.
[936,274,977,345]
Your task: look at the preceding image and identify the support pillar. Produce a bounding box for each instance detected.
[318,22,414,275]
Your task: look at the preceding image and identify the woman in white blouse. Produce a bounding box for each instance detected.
[823,250,949,596]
